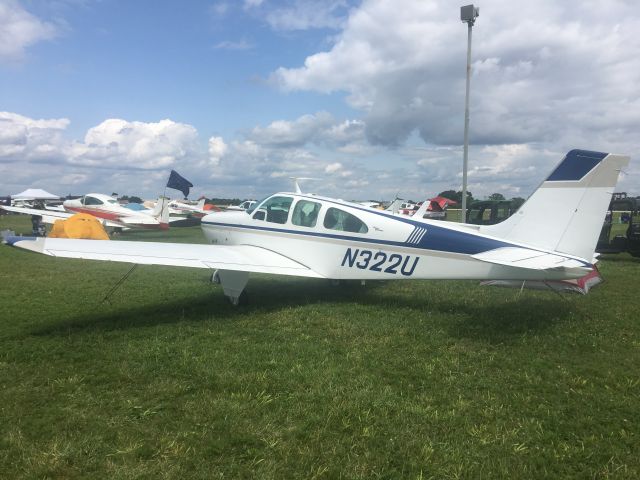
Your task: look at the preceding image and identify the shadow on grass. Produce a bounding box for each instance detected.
[443,296,577,343]
[27,277,575,344]
[27,278,381,337]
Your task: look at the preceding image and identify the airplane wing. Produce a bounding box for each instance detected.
[472,247,590,271]
[2,205,73,224]
[4,237,325,278]
[2,205,127,229]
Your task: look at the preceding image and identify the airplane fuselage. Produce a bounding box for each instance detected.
[200,193,590,282]
[64,194,169,230]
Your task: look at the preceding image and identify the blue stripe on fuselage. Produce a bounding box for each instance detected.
[201,218,511,255]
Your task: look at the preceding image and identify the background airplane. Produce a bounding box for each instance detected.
[225,200,257,212]
[5,150,629,305]
[2,194,172,231]
[168,198,222,217]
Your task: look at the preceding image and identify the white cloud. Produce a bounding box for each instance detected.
[271,0,640,151]
[248,112,335,147]
[247,111,366,150]
[68,119,200,170]
[208,136,227,167]
[0,0,58,62]
[0,111,69,160]
[243,0,264,9]
[0,113,213,198]
[258,0,351,31]
[325,162,343,173]
[213,39,254,50]
[209,2,230,18]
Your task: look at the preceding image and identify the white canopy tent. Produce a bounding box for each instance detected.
[11,189,60,200]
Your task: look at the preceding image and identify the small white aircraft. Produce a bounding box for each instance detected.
[2,193,171,230]
[4,150,629,305]
[225,200,257,212]
[404,196,457,220]
[168,198,220,217]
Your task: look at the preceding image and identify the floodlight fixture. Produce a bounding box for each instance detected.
[460,4,479,25]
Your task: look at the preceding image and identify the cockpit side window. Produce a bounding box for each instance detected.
[84,196,104,206]
[323,207,368,233]
[254,196,293,224]
[291,200,322,228]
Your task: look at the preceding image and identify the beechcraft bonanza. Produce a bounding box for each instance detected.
[2,193,172,231]
[4,150,630,305]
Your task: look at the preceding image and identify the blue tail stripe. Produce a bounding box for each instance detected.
[547,149,607,182]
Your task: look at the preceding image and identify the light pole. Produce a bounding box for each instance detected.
[460,4,479,223]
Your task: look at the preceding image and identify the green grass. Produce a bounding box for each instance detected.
[1,215,639,479]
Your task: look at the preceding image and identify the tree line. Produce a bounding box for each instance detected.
[436,190,526,209]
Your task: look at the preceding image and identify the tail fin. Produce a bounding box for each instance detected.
[482,149,629,260]
[412,199,431,218]
[196,198,205,210]
[385,197,403,214]
[151,197,171,227]
[150,198,162,216]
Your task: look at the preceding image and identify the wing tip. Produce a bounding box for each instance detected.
[3,235,46,254]
[3,235,37,246]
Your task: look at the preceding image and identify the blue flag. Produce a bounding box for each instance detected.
[167,170,193,198]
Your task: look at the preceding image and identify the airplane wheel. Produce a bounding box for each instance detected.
[211,272,221,284]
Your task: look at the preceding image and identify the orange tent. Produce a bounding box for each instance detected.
[49,213,110,240]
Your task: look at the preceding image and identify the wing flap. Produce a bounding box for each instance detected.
[6,237,324,278]
[472,246,589,270]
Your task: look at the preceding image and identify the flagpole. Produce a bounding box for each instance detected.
[163,171,169,199]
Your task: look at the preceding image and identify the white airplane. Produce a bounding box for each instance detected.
[406,196,457,219]
[226,200,257,212]
[168,198,221,217]
[4,150,629,305]
[2,193,171,230]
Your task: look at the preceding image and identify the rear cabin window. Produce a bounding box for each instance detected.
[291,200,321,228]
[254,196,293,224]
[323,207,368,233]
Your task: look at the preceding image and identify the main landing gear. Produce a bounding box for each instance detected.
[211,269,249,306]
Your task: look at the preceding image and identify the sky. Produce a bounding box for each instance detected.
[1,0,638,202]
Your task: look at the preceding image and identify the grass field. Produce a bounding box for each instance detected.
[1,214,639,479]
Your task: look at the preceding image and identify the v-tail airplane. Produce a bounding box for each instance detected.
[4,150,630,305]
